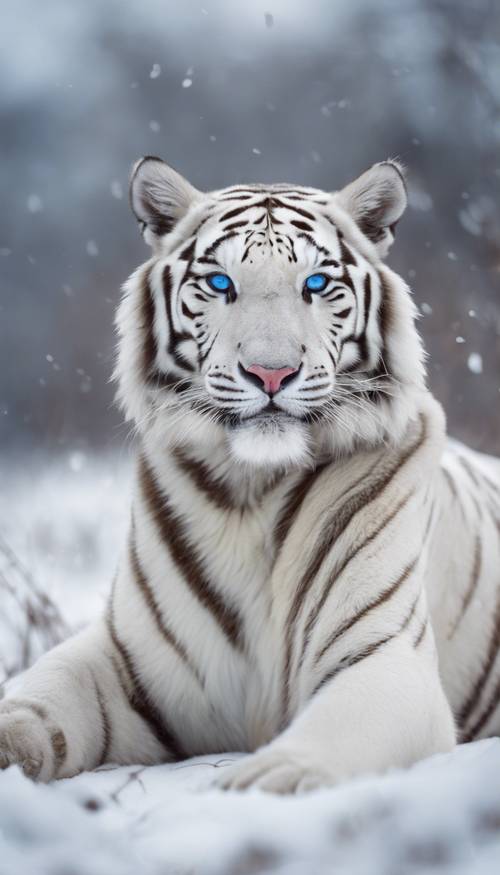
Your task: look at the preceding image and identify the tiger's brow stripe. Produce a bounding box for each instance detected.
[173,447,235,511]
[339,237,356,266]
[312,592,421,697]
[447,534,482,639]
[223,220,249,231]
[281,416,426,718]
[220,200,268,222]
[457,582,500,731]
[91,673,112,767]
[139,455,244,650]
[314,553,418,666]
[203,230,239,259]
[128,526,204,685]
[106,599,186,759]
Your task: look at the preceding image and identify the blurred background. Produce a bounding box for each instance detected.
[0,0,499,648]
[1,0,499,457]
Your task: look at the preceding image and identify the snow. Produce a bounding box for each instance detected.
[181,78,193,88]
[1,742,500,874]
[110,180,123,200]
[149,63,161,79]
[86,239,99,257]
[1,456,500,873]
[27,195,43,214]
[468,353,483,375]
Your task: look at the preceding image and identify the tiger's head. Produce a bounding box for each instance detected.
[115,157,425,468]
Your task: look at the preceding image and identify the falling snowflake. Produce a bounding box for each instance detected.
[421,302,433,315]
[447,252,458,261]
[0,248,12,257]
[467,353,483,375]
[27,195,43,213]
[86,240,99,257]
[252,147,262,155]
[149,120,161,132]
[149,64,161,79]
[68,452,86,473]
[182,78,193,88]
[110,180,123,200]
[455,336,465,344]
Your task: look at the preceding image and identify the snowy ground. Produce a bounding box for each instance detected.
[1,454,500,874]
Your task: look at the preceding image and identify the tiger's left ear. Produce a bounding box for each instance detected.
[129,156,202,247]
[334,161,407,258]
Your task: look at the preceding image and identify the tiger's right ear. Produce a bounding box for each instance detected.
[129,156,202,246]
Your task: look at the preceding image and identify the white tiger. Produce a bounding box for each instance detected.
[1,158,499,794]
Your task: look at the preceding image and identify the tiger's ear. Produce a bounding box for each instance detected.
[129,156,202,246]
[334,161,407,258]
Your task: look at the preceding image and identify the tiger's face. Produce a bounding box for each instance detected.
[116,159,425,467]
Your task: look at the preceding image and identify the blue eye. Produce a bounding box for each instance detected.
[207,273,233,292]
[305,273,328,292]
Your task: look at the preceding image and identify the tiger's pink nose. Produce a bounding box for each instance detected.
[246,364,298,395]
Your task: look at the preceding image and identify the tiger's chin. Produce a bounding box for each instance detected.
[227,416,311,468]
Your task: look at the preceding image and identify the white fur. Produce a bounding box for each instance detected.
[1,163,499,793]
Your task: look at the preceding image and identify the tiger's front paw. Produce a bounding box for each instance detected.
[216,745,334,795]
[0,700,66,782]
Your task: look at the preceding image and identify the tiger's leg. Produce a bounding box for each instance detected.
[218,636,455,793]
[0,619,169,781]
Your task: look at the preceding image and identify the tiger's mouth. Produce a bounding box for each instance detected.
[230,403,307,431]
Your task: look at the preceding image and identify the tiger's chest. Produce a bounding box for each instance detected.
[130,475,291,753]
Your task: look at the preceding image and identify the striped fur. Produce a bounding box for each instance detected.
[1,159,499,793]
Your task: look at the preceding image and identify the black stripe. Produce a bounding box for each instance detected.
[458,586,500,731]
[162,265,195,372]
[290,219,314,232]
[274,464,328,551]
[139,455,244,650]
[442,467,458,500]
[339,237,356,266]
[312,593,420,696]
[463,673,500,742]
[281,415,426,720]
[314,553,418,665]
[447,535,482,638]
[203,231,239,259]
[414,619,428,648]
[91,674,112,767]
[139,268,157,381]
[173,448,234,511]
[129,527,204,686]
[50,728,67,774]
[106,597,185,760]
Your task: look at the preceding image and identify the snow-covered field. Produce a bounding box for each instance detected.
[1,454,500,874]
